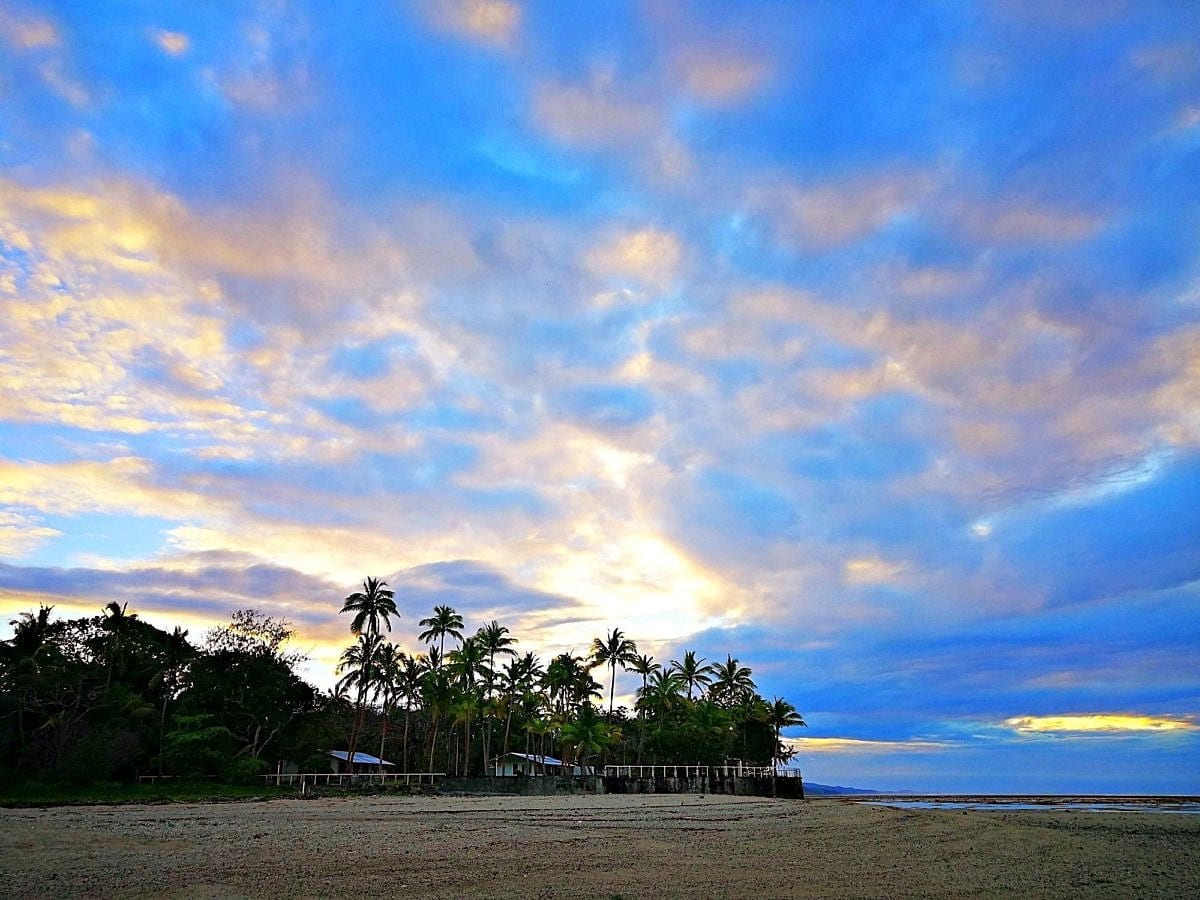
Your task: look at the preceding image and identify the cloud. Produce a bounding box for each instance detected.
[1130,42,1200,82]
[677,52,770,106]
[843,557,907,587]
[584,227,683,289]
[788,737,951,754]
[751,170,932,250]
[0,8,90,107]
[0,512,61,558]
[426,0,522,49]
[953,200,1105,244]
[534,76,659,149]
[0,9,59,49]
[151,28,190,56]
[1003,714,1198,734]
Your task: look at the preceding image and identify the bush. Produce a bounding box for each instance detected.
[221,755,268,785]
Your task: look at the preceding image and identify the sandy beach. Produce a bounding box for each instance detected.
[2,794,1197,898]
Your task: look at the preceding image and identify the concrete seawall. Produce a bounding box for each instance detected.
[440,773,804,800]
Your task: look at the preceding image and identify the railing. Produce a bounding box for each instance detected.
[261,771,446,787]
[604,764,803,779]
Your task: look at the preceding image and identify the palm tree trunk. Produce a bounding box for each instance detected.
[463,713,472,776]
[346,680,368,776]
[502,705,514,765]
[609,663,616,716]
[428,718,439,773]
[402,707,410,773]
[378,712,389,769]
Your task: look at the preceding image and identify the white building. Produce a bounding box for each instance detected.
[488,751,590,776]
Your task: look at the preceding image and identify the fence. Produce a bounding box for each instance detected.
[604,764,803,779]
[260,771,445,787]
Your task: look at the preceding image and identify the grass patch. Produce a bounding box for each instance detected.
[0,780,294,808]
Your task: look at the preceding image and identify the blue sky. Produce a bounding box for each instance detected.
[1,0,1198,793]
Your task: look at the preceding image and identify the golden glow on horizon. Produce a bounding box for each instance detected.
[786,737,949,754]
[1004,714,1198,734]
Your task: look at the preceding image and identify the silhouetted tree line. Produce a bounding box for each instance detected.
[1,578,805,785]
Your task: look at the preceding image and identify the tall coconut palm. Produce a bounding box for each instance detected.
[337,632,383,775]
[710,654,756,707]
[476,620,517,768]
[339,577,397,772]
[447,636,487,775]
[396,652,424,773]
[544,651,599,718]
[767,696,806,769]
[101,601,139,689]
[629,654,660,696]
[153,626,192,776]
[628,653,660,764]
[3,605,56,754]
[500,652,543,764]
[560,703,619,772]
[421,668,454,772]
[341,577,399,638]
[372,641,402,767]
[418,605,463,663]
[590,628,638,716]
[670,650,716,701]
[637,669,686,719]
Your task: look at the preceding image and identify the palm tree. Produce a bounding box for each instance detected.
[447,636,487,775]
[501,652,543,764]
[421,668,455,773]
[590,627,638,716]
[3,605,56,755]
[710,655,756,707]
[396,652,424,773]
[629,654,660,696]
[637,669,686,719]
[101,601,139,688]
[670,650,716,701]
[153,626,192,776]
[475,620,517,769]
[476,621,517,691]
[339,577,398,772]
[373,642,402,767]
[767,696,806,775]
[337,632,383,775]
[418,605,463,663]
[341,577,398,638]
[628,653,659,764]
[560,703,619,772]
[544,652,600,718]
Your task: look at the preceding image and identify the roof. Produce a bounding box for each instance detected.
[327,750,395,766]
[499,751,565,767]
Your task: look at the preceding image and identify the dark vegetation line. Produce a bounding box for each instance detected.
[0,577,805,792]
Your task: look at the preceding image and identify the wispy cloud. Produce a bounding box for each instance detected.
[1003,714,1199,735]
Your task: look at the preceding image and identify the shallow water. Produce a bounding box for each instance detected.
[861,799,1200,814]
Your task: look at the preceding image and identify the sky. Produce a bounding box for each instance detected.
[1,0,1199,794]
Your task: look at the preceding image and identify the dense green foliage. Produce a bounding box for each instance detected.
[1,579,805,787]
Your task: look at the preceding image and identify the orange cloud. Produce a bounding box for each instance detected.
[534,77,658,148]
[585,227,683,289]
[427,0,522,49]
[787,737,950,754]
[0,9,59,49]
[151,28,190,56]
[1003,714,1198,734]
[678,52,770,105]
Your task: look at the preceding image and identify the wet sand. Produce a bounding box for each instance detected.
[2,794,1198,898]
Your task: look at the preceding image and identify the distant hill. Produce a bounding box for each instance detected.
[803,782,881,796]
